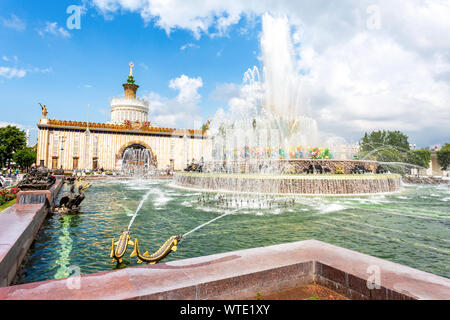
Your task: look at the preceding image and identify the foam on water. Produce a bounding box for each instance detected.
[182,200,193,207]
[319,203,348,214]
[151,188,172,207]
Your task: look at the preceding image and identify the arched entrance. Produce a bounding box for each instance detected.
[116,141,158,171]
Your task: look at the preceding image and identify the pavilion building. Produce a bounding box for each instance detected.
[36,63,211,171]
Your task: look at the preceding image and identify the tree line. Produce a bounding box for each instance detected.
[360,130,449,170]
[0,125,36,172]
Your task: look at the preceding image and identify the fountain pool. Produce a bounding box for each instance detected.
[16,179,449,284]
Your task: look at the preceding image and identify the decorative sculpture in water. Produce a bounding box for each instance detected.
[54,183,90,214]
[18,165,56,190]
[130,235,182,264]
[110,229,134,264]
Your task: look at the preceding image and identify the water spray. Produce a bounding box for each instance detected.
[183,209,238,238]
[127,189,152,230]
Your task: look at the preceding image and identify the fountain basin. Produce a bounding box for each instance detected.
[174,172,402,195]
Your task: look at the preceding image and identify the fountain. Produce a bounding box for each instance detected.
[121,146,156,177]
[11,14,447,290]
[173,14,401,195]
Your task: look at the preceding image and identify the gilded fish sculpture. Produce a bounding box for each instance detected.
[130,235,182,264]
[110,230,134,263]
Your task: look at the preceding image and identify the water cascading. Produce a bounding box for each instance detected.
[174,13,402,195]
[121,148,154,177]
[210,13,320,167]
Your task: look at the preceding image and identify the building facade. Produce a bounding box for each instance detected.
[36,63,211,171]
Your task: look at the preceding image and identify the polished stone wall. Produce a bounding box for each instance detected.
[1,240,448,299]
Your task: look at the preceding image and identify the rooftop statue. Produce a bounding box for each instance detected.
[129,62,134,77]
[127,62,135,84]
[38,103,48,118]
[202,120,211,133]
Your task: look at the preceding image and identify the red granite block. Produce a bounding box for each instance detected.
[71,271,139,300]
[369,286,388,300]
[386,288,417,300]
[139,286,197,300]
[319,263,348,287]
[315,275,351,299]
[348,289,368,300]
[302,261,313,275]
[124,265,196,299]
[347,273,372,297]
[214,275,313,300]
[196,263,307,299]
[0,268,138,300]
[1,240,448,300]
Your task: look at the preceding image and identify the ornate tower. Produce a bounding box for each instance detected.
[110,62,149,124]
[123,62,139,99]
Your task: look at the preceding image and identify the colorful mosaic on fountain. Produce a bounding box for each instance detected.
[214,146,336,160]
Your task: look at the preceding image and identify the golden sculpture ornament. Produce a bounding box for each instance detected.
[129,62,134,77]
[38,103,48,118]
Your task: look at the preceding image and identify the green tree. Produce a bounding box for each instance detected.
[13,147,36,171]
[376,149,404,163]
[406,149,431,169]
[360,130,410,161]
[437,143,450,171]
[0,126,27,168]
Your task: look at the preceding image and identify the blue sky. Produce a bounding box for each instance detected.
[0,1,260,143]
[1,0,449,148]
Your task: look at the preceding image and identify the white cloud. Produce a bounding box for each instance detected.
[0,121,25,129]
[0,64,52,79]
[145,75,203,128]
[0,56,52,80]
[0,67,27,79]
[92,0,251,38]
[38,22,71,38]
[1,14,26,31]
[180,43,199,51]
[90,0,450,145]
[169,74,202,103]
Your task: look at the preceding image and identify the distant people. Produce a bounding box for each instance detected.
[8,168,12,177]
[15,169,19,177]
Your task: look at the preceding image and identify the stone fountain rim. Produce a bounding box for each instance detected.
[176,172,402,180]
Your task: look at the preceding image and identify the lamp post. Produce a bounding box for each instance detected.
[60,136,66,170]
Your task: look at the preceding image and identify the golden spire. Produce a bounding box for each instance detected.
[129,62,134,78]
